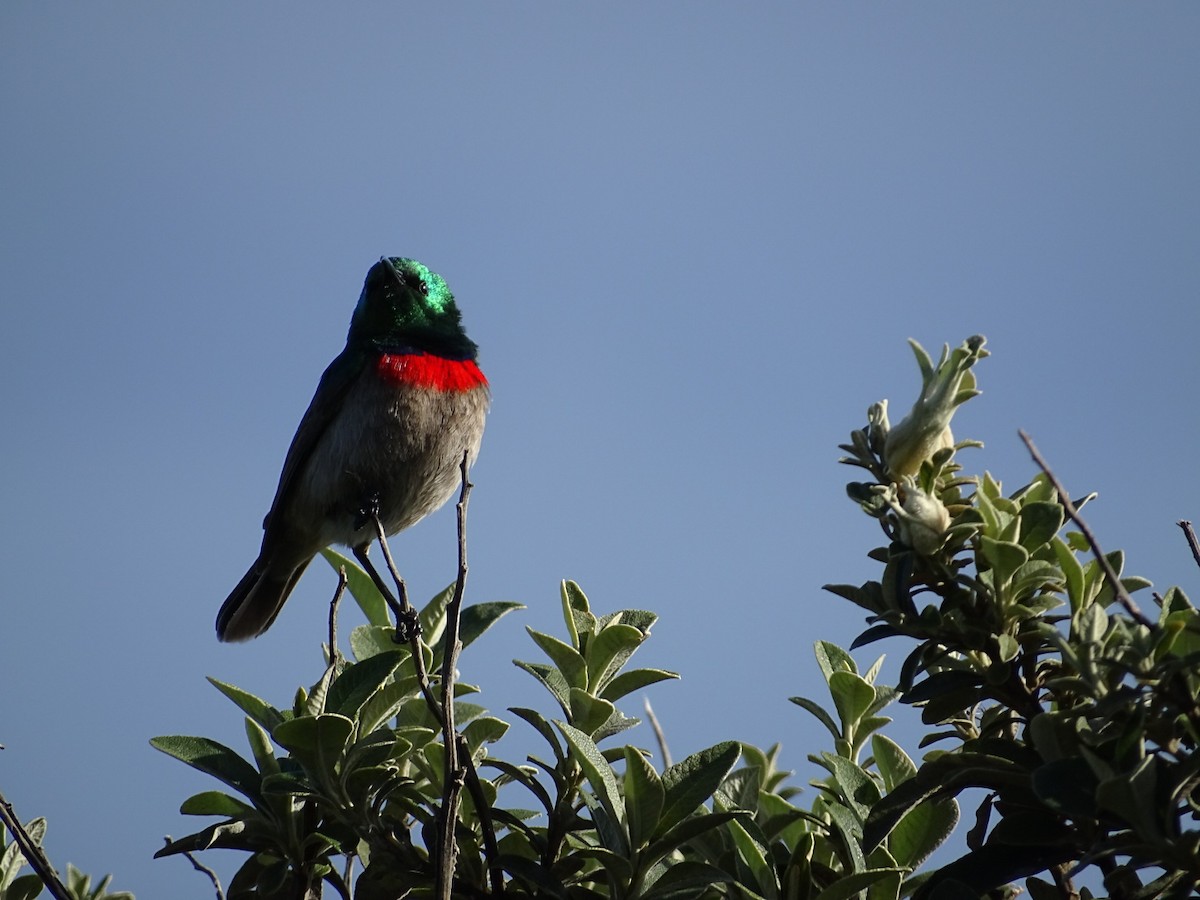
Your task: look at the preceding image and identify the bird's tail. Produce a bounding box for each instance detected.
[216,557,310,642]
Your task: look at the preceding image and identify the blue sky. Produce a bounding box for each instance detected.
[2,5,1198,896]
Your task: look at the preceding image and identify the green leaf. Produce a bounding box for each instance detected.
[347,623,405,662]
[888,798,958,869]
[815,869,907,900]
[1017,502,1064,552]
[790,695,842,741]
[513,660,571,711]
[585,623,646,690]
[526,628,587,689]
[978,536,1029,588]
[155,819,258,857]
[509,707,564,762]
[642,861,737,899]
[352,855,428,900]
[325,651,406,722]
[560,580,591,648]
[601,607,658,635]
[207,678,284,732]
[599,667,680,702]
[556,721,625,845]
[1096,755,1161,840]
[987,810,1074,847]
[344,731,409,774]
[1009,560,1065,607]
[716,765,762,812]
[321,548,388,627]
[995,634,1019,663]
[593,708,641,743]
[573,845,633,883]
[863,752,1027,852]
[1031,758,1098,818]
[304,664,334,717]
[658,742,741,836]
[1,838,25,889]
[357,677,422,734]
[150,736,263,803]
[273,714,354,772]
[647,811,748,862]
[462,716,509,754]
[909,338,935,381]
[566,687,617,736]
[871,734,917,793]
[726,815,778,897]
[912,844,1076,899]
[829,671,876,734]
[1076,603,1108,645]
[817,753,880,821]
[825,801,866,871]
[901,670,981,705]
[8,874,44,900]
[243,717,280,777]
[416,582,453,642]
[459,601,524,650]
[179,790,255,817]
[828,581,888,614]
[815,641,858,680]
[623,747,665,849]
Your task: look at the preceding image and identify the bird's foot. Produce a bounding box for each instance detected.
[353,491,381,532]
[393,607,422,644]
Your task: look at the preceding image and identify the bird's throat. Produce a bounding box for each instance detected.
[375,352,488,392]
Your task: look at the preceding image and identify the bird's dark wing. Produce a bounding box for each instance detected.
[261,347,364,530]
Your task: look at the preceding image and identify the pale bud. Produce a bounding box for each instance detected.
[895,482,951,555]
[884,335,987,478]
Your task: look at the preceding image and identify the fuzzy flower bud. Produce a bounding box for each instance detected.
[884,335,988,478]
[895,481,951,555]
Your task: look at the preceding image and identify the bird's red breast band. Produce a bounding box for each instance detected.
[376,353,489,392]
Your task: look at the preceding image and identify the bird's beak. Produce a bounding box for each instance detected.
[379,256,405,289]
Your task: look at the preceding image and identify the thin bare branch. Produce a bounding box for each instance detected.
[358,532,443,723]
[326,566,348,669]
[1019,430,1153,629]
[1179,520,1200,571]
[0,791,72,900]
[644,698,673,769]
[462,749,504,895]
[163,837,226,900]
[372,515,415,637]
[436,451,473,900]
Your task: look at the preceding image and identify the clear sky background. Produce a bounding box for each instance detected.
[2,5,1198,897]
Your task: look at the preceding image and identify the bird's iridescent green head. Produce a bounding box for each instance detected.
[349,257,477,359]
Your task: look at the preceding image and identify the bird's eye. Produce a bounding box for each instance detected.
[417,280,429,296]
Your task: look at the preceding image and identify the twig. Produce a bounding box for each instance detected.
[164,837,226,900]
[1179,521,1200,571]
[368,517,419,642]
[327,566,348,669]
[1019,431,1153,629]
[358,530,442,721]
[644,698,673,768]
[462,748,504,895]
[1050,860,1080,900]
[436,452,473,900]
[0,790,72,900]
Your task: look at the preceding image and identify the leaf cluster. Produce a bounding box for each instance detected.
[831,338,1200,898]
[0,818,132,900]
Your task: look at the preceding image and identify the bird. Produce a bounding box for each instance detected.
[216,257,489,642]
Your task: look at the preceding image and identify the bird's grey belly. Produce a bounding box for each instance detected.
[289,378,487,550]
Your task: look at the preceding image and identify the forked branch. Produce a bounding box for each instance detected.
[1019,430,1153,629]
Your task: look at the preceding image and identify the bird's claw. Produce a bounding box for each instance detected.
[354,491,382,532]
[393,608,421,644]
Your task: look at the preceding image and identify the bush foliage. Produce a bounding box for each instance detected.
[4,335,1198,900]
